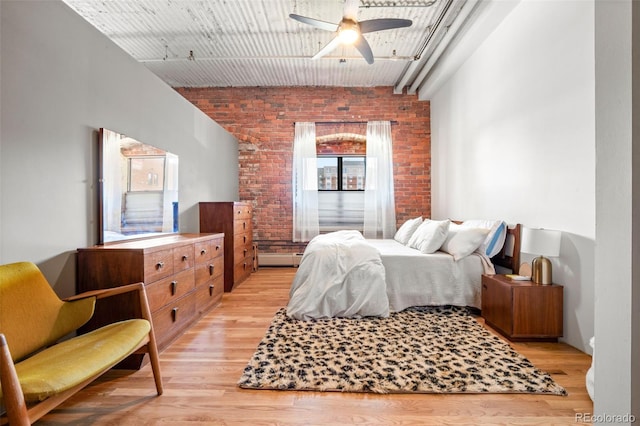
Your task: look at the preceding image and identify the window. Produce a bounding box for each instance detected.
[317,156,366,232]
[317,156,365,190]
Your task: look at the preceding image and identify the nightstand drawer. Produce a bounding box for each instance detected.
[481,274,563,341]
[512,287,563,338]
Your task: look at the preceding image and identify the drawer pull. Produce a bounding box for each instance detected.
[243,262,247,270]
[200,249,207,255]
[215,245,221,251]
[156,261,165,269]
[172,307,179,322]
[243,248,248,256]
[243,222,246,230]
[482,284,487,290]
[182,255,188,262]
[243,235,247,243]
[209,264,215,275]
[237,210,241,215]
[171,281,178,295]
[209,284,215,296]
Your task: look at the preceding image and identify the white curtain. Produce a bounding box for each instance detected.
[363,121,396,239]
[292,122,320,242]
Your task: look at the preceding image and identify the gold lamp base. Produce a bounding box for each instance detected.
[531,256,553,285]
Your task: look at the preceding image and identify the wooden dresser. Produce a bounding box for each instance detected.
[77,233,224,368]
[199,202,253,292]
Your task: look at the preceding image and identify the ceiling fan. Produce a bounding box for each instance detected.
[289,0,413,64]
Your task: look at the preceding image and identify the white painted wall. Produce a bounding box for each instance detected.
[0,1,239,297]
[428,0,595,353]
[594,0,640,419]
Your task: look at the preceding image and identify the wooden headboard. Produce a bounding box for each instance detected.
[490,223,521,273]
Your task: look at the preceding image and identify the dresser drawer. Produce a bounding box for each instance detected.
[152,292,196,348]
[234,258,252,283]
[234,204,252,220]
[209,237,224,257]
[233,218,252,235]
[195,255,224,285]
[233,233,251,249]
[144,249,174,282]
[195,275,224,314]
[173,244,195,272]
[194,240,212,263]
[234,244,253,265]
[146,268,195,312]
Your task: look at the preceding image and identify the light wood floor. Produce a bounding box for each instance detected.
[39,268,594,425]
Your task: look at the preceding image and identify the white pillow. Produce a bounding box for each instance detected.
[394,216,423,245]
[461,219,507,258]
[407,219,451,254]
[440,226,490,260]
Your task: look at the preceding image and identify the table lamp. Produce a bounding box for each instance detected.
[520,227,561,285]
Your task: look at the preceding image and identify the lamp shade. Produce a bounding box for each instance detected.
[521,227,561,257]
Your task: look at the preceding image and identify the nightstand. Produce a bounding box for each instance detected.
[481,274,563,341]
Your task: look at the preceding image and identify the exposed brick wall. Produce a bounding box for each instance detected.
[175,86,430,253]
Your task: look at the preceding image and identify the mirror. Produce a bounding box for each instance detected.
[98,128,179,244]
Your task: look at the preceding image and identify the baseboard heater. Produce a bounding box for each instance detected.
[258,253,304,267]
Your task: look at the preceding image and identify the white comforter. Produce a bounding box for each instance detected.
[287,231,389,320]
[366,239,493,311]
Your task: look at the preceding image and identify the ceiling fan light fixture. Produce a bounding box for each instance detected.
[338,21,360,45]
[289,2,412,64]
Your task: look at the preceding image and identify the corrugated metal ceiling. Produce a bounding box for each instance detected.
[62,0,473,89]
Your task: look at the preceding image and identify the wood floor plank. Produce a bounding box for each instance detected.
[38,267,594,425]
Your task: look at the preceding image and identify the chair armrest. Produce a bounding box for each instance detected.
[64,282,146,302]
[65,282,154,324]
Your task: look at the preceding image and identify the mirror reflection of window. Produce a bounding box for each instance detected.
[129,157,165,191]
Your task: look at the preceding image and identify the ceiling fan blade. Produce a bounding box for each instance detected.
[343,0,360,21]
[289,14,339,32]
[354,36,374,64]
[359,18,413,34]
[312,36,343,60]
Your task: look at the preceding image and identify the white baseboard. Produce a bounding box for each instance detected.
[258,253,303,267]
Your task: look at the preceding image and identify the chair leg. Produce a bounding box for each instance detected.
[135,285,163,395]
[146,334,163,395]
[0,334,31,426]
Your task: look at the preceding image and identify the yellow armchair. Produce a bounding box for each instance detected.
[0,262,162,425]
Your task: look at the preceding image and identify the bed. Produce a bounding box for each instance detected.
[287,220,521,320]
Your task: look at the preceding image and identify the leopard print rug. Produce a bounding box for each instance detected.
[238,306,567,395]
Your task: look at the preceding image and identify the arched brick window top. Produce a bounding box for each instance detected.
[315,133,366,144]
[316,133,366,155]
